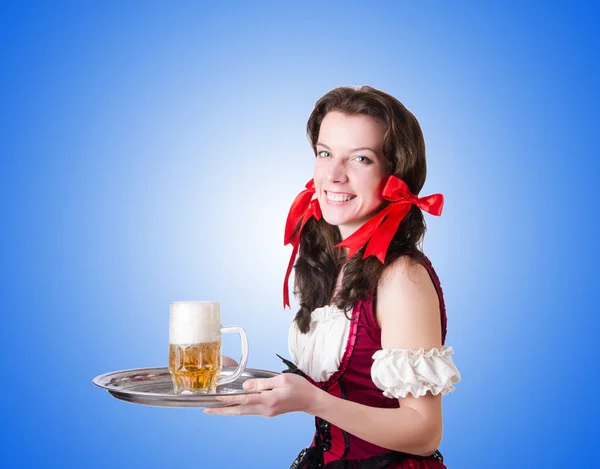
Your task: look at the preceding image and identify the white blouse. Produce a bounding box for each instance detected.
[288,304,461,398]
[288,304,352,382]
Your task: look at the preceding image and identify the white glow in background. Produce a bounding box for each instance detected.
[1,2,598,468]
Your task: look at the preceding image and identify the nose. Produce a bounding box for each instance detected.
[325,158,348,184]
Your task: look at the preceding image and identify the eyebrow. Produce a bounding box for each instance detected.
[316,142,378,153]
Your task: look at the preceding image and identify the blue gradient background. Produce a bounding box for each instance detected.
[1,1,598,468]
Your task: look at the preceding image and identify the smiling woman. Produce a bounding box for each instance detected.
[205,86,461,469]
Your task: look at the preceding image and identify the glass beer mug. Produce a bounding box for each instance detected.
[168,301,248,394]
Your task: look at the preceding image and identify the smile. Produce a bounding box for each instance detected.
[325,191,357,202]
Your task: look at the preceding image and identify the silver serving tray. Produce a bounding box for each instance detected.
[93,366,278,408]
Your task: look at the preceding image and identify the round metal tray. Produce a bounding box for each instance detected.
[93,366,278,408]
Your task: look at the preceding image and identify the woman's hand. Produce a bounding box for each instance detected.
[204,373,320,417]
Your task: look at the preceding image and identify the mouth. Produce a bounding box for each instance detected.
[324,190,357,203]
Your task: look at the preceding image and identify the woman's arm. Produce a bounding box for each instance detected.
[310,256,444,456]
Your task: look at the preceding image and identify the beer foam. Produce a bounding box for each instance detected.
[169,302,221,345]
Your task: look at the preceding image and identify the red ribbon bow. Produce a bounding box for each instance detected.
[335,176,444,262]
[283,179,322,308]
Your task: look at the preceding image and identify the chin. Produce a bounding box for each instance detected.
[321,212,349,227]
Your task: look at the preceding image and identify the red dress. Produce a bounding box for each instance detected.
[286,255,449,469]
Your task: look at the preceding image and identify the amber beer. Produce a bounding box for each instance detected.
[169,341,221,393]
[168,301,248,394]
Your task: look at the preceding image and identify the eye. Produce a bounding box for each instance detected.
[317,151,331,158]
[354,155,373,164]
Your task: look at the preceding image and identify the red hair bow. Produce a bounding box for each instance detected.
[283,179,322,308]
[336,176,444,262]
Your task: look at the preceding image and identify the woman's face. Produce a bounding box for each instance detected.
[313,111,388,240]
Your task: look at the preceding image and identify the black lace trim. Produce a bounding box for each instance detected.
[291,447,444,469]
[278,353,309,379]
[338,380,350,459]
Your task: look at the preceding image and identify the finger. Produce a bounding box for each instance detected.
[204,404,263,416]
[243,375,282,392]
[214,394,263,406]
[222,356,239,367]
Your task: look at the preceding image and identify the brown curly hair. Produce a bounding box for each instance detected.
[292,86,430,333]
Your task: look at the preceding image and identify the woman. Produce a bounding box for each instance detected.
[205,86,461,468]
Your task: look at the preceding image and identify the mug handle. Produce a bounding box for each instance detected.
[217,326,249,386]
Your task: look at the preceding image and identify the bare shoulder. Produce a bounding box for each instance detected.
[376,255,442,350]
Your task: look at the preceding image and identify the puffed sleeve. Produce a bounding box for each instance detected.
[371,346,461,399]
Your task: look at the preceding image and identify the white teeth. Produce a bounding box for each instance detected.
[326,192,355,202]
